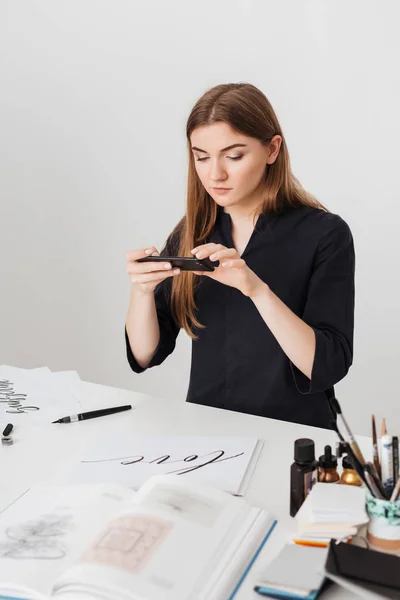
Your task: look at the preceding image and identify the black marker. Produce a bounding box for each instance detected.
[52,405,132,423]
[2,423,13,437]
[392,436,399,485]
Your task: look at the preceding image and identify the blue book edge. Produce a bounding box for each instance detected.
[228,518,278,600]
[0,596,30,600]
[254,586,320,599]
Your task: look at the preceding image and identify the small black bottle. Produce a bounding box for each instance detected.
[290,438,318,517]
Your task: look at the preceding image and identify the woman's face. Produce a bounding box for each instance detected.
[190,122,281,212]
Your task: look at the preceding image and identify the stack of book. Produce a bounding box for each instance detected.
[293,483,368,546]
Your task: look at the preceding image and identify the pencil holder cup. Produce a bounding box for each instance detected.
[366,491,400,551]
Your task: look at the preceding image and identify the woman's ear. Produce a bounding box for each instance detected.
[266,135,283,165]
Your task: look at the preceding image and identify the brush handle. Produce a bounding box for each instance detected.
[349,440,366,465]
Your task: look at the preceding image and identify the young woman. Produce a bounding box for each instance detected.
[125,83,355,429]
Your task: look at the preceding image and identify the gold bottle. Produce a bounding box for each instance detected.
[340,454,363,486]
[318,445,340,483]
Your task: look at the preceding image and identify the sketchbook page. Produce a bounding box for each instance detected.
[0,483,136,599]
[56,435,261,495]
[53,475,263,600]
[0,366,81,426]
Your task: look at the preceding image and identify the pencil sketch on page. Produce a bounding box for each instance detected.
[0,513,74,560]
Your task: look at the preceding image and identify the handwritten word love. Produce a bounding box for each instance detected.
[82,450,245,475]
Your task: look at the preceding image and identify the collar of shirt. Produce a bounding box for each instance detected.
[211,206,273,258]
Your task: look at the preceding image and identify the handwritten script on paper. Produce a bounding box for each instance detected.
[82,449,245,475]
[0,367,83,424]
[0,379,39,414]
[62,435,262,495]
[55,432,263,494]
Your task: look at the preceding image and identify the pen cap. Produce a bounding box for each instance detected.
[294,438,315,464]
[318,445,337,469]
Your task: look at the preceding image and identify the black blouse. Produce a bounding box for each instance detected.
[125,205,355,429]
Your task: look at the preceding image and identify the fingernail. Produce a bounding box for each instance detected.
[173,268,180,274]
[210,253,217,260]
[145,248,153,254]
[191,248,197,253]
[222,261,230,267]
[196,252,204,259]
[163,263,172,269]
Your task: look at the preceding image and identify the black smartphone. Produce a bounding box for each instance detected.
[137,256,215,272]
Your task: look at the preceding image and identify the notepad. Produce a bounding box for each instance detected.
[255,544,328,599]
[306,483,368,523]
[295,483,368,540]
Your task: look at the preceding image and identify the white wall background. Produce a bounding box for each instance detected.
[1,0,399,436]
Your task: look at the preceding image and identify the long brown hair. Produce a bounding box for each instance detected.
[169,82,326,338]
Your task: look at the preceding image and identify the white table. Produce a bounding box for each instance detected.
[0,381,368,599]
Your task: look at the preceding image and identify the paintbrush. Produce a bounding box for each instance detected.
[371,415,381,479]
[328,397,366,465]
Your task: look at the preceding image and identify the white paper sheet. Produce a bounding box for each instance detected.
[56,435,263,495]
[0,366,83,426]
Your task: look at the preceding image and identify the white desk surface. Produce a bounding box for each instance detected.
[0,381,369,599]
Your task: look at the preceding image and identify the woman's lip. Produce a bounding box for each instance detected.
[212,187,232,190]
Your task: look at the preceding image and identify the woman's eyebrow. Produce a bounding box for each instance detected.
[191,143,248,154]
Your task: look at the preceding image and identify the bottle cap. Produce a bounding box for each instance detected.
[342,454,355,470]
[294,438,315,464]
[318,445,337,469]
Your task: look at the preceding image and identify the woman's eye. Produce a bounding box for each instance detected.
[195,155,243,162]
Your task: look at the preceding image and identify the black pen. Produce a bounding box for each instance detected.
[392,436,399,485]
[52,405,132,423]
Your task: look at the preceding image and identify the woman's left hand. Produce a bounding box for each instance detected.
[191,243,267,299]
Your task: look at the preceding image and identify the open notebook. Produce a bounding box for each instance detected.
[0,475,276,600]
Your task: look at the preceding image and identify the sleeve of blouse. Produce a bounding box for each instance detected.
[290,217,355,394]
[125,236,181,374]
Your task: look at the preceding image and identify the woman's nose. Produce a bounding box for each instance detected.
[209,159,227,181]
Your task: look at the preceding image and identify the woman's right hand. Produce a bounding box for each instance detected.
[125,247,181,294]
